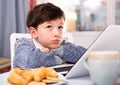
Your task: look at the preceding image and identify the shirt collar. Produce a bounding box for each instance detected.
[32,38,43,50]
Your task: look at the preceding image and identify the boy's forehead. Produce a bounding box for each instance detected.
[43,18,65,24]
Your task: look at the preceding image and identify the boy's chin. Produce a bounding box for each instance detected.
[49,46,60,49]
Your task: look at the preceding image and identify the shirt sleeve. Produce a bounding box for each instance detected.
[13,38,57,69]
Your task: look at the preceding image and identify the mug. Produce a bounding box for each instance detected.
[84,51,120,85]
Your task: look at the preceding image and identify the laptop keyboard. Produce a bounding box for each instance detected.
[49,64,74,75]
[53,65,73,72]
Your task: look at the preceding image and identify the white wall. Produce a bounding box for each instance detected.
[70,31,102,48]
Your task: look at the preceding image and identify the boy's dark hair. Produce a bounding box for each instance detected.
[27,3,65,29]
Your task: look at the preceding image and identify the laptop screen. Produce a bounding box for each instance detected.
[65,25,120,78]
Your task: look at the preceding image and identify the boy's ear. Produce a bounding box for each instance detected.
[28,27,37,38]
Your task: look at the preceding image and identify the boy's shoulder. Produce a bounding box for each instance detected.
[15,38,33,44]
[16,38,32,41]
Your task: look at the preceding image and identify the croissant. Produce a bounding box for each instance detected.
[46,68,58,78]
[32,66,46,82]
[7,68,32,85]
[7,67,59,85]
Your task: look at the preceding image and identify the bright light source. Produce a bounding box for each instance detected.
[84,0,101,10]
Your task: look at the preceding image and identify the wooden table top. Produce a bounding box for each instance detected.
[0,58,11,69]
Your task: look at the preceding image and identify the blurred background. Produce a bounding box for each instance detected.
[0,0,120,58]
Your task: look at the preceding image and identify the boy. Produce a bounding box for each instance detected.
[14,3,87,69]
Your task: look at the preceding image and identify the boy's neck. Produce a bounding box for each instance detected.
[32,38,43,50]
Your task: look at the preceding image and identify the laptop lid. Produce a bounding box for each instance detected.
[65,25,120,79]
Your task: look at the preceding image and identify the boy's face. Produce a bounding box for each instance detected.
[29,18,64,49]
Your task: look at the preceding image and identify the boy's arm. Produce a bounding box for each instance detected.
[52,42,87,64]
[13,38,57,69]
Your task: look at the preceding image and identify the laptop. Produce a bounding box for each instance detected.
[52,25,120,79]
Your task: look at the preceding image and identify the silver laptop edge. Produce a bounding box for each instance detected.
[65,25,120,79]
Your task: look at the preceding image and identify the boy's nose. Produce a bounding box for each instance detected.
[52,29,60,36]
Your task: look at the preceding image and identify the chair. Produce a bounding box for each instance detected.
[10,33,31,69]
[10,32,73,69]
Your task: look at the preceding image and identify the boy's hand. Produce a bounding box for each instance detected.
[62,59,66,64]
[41,47,50,52]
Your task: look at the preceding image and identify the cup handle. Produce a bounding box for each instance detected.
[84,57,89,70]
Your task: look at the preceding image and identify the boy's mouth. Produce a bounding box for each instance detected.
[52,39,60,44]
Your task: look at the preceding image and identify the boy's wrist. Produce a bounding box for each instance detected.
[41,47,50,52]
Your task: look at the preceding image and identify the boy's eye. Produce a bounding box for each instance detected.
[46,25,52,29]
[58,26,63,30]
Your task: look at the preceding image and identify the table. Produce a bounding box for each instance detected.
[0,72,120,85]
[0,58,11,73]
[0,72,93,85]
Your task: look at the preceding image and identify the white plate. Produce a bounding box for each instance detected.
[48,73,67,85]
